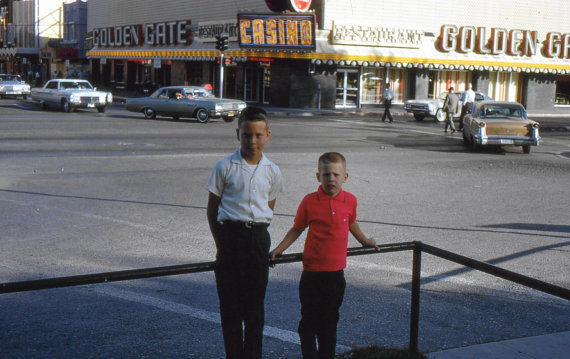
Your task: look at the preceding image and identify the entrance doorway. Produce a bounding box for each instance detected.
[336,69,359,108]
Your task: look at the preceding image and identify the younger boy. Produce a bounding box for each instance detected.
[206,107,283,359]
[270,152,378,359]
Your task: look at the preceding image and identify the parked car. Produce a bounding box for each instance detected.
[463,101,540,154]
[0,74,31,100]
[405,91,492,121]
[31,79,113,113]
[125,86,247,123]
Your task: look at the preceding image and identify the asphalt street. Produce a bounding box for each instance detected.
[0,100,569,358]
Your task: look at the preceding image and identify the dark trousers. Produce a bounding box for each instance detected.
[382,100,393,122]
[214,222,271,359]
[444,111,456,131]
[459,102,473,130]
[298,270,346,359]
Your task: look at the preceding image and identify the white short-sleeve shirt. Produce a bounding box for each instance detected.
[206,148,283,223]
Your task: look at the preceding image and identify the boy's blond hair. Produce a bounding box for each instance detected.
[318,152,346,170]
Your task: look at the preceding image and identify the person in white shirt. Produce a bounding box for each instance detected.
[382,83,394,123]
[459,83,475,131]
[206,107,283,359]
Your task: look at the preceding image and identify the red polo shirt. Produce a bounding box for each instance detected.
[293,186,357,272]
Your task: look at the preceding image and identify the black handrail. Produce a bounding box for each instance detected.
[0,242,415,294]
[1,241,568,355]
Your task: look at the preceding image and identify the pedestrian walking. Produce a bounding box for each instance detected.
[382,83,394,123]
[206,107,284,359]
[459,83,475,131]
[270,152,379,359]
[443,87,459,134]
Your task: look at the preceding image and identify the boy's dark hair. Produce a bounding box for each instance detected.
[238,106,269,129]
[318,152,346,170]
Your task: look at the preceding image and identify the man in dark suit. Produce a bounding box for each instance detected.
[443,87,459,134]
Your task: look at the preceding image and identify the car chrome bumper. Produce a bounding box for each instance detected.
[404,108,436,116]
[473,135,541,146]
[210,110,242,118]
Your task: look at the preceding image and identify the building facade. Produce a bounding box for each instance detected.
[0,0,66,84]
[86,0,570,113]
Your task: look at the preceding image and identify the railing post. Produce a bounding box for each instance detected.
[409,243,421,354]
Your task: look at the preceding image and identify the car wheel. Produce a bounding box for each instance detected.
[23,95,28,100]
[223,116,235,123]
[522,145,531,154]
[413,114,425,121]
[435,109,445,122]
[40,101,48,110]
[62,100,72,113]
[143,107,156,119]
[97,106,106,113]
[196,108,210,123]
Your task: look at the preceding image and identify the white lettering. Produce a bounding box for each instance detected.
[508,29,523,56]
[492,28,507,54]
[114,27,122,47]
[459,26,476,53]
[144,24,154,45]
[546,32,561,57]
[440,24,457,52]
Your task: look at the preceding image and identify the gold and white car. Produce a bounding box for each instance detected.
[463,101,540,154]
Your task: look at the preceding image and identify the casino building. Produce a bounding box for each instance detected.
[86,0,570,113]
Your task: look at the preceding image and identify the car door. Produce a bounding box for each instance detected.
[153,89,171,115]
[168,90,189,117]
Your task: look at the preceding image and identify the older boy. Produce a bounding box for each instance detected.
[206,107,283,359]
[270,152,378,359]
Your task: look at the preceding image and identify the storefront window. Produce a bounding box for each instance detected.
[433,70,471,96]
[489,72,522,102]
[361,68,384,104]
[387,68,408,103]
[555,76,570,105]
[336,69,359,108]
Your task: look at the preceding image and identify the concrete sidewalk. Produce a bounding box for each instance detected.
[427,330,570,359]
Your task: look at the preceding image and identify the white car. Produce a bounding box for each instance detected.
[0,74,31,100]
[405,91,492,122]
[31,79,113,113]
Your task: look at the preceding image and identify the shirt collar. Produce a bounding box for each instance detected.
[230,147,269,166]
[316,186,346,201]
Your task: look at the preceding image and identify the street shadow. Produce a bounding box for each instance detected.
[396,240,570,290]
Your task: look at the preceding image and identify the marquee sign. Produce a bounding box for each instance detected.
[439,24,570,59]
[238,13,316,51]
[93,20,192,47]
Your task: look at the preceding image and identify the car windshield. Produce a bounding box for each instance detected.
[479,105,525,119]
[188,89,214,98]
[60,81,93,90]
[0,75,22,82]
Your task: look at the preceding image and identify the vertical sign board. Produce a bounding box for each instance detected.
[238,13,316,51]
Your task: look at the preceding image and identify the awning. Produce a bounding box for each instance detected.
[87,30,570,75]
[0,48,17,57]
[87,47,219,61]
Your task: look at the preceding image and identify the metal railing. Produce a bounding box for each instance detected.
[1,241,569,354]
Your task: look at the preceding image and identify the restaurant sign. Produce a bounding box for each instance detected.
[238,13,316,51]
[332,22,423,48]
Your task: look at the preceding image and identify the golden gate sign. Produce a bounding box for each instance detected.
[238,13,316,51]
